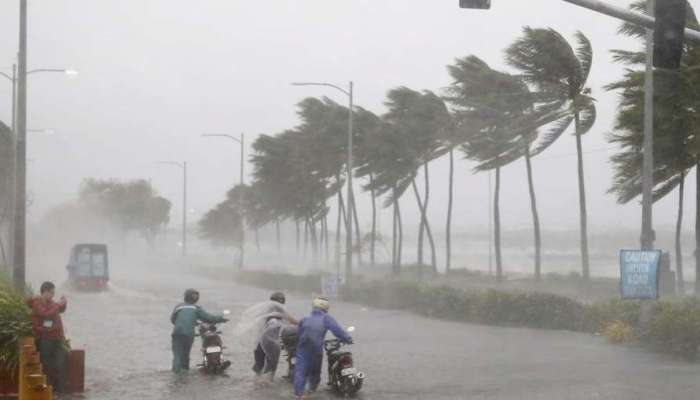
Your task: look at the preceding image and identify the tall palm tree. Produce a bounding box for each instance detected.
[381,87,452,275]
[357,120,413,275]
[607,1,700,293]
[505,27,597,280]
[446,55,550,280]
[353,106,383,267]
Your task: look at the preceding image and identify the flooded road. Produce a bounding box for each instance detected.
[47,262,700,400]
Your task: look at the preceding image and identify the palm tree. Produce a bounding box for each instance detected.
[381,87,452,275]
[446,55,550,280]
[505,27,597,281]
[607,1,700,293]
[357,120,413,275]
[353,106,384,267]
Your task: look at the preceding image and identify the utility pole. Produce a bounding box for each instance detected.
[239,134,245,271]
[641,0,655,250]
[13,0,27,291]
[346,81,354,282]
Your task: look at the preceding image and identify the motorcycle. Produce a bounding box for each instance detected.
[196,310,232,374]
[325,326,365,397]
[280,325,299,380]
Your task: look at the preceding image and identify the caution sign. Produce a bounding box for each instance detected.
[619,250,661,300]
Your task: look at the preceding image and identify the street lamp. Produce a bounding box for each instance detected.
[291,81,354,280]
[0,67,77,132]
[0,60,76,289]
[201,133,245,270]
[158,161,188,257]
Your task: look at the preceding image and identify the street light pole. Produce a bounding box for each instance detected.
[641,0,655,251]
[291,81,355,281]
[202,133,245,270]
[1,56,76,289]
[346,81,354,281]
[13,0,27,290]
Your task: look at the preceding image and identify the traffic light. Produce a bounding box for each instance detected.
[459,0,491,10]
[654,0,687,69]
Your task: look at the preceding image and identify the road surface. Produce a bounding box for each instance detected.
[35,260,700,400]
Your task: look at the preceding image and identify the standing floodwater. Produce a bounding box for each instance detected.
[50,263,700,400]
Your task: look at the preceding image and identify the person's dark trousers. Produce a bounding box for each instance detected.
[171,334,195,372]
[252,343,265,375]
[36,338,66,392]
[261,339,281,375]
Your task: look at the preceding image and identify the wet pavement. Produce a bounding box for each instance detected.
[44,261,700,400]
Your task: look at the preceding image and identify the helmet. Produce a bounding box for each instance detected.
[312,296,330,312]
[270,292,286,304]
[184,289,200,304]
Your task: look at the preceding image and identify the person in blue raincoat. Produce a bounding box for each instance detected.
[293,296,352,399]
[170,288,228,372]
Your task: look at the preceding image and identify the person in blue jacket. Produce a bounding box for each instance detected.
[170,288,228,372]
[293,296,352,399]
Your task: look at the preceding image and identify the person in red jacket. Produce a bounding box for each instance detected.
[30,281,68,392]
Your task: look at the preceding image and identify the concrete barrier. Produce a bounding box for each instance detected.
[18,338,52,400]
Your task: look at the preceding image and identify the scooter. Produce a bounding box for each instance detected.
[325,326,365,397]
[196,310,232,374]
[280,325,299,380]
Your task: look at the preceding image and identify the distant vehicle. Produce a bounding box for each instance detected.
[66,244,109,291]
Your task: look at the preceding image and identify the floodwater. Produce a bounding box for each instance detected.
[44,261,700,400]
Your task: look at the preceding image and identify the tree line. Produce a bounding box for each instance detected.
[200,4,700,294]
[200,26,598,282]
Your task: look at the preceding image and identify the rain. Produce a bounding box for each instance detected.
[3,1,700,400]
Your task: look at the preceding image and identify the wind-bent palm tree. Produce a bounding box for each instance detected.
[446,55,553,280]
[381,87,451,275]
[506,28,597,281]
[607,1,700,293]
[357,120,413,274]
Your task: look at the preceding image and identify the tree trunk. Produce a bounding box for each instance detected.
[397,191,403,273]
[575,113,591,280]
[350,191,363,266]
[676,171,685,294]
[336,189,342,273]
[0,225,7,268]
[276,219,281,254]
[446,149,454,273]
[695,162,700,294]
[417,173,426,266]
[524,145,542,281]
[304,218,309,259]
[296,219,300,254]
[412,179,437,276]
[370,173,377,267]
[310,218,318,268]
[392,186,398,274]
[495,167,503,281]
[255,227,260,253]
[324,213,330,268]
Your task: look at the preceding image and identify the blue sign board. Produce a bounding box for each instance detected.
[619,250,661,299]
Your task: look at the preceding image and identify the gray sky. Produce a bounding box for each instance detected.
[0,0,691,240]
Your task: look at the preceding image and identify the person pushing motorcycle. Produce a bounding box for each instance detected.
[253,292,298,383]
[293,296,352,399]
[170,289,228,372]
